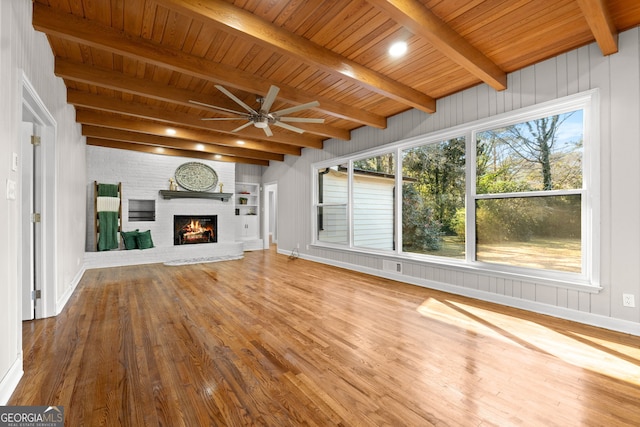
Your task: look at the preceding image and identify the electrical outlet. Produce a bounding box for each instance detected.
[623,294,636,308]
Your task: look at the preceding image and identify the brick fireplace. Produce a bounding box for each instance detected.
[86,147,244,268]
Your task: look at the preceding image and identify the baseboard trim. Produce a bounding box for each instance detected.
[0,355,23,405]
[56,266,86,315]
[279,248,640,337]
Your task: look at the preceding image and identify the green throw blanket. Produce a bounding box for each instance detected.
[97,211,119,251]
[97,183,120,250]
[98,183,119,197]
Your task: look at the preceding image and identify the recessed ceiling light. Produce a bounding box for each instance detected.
[195,143,205,151]
[214,154,222,159]
[389,41,407,58]
[237,140,245,145]
[166,128,177,135]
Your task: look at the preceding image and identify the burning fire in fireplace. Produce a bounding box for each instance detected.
[174,215,217,245]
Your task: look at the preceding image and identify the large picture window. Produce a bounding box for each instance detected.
[474,110,584,272]
[402,138,465,259]
[312,91,598,287]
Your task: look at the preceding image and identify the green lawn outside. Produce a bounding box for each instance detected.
[408,236,581,273]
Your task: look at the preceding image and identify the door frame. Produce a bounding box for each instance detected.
[21,73,57,319]
[20,121,35,321]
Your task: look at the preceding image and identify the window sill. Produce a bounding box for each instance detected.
[310,242,602,294]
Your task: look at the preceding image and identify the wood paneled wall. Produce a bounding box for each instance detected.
[263,28,640,335]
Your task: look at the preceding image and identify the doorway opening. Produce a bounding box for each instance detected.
[21,74,57,321]
[263,182,277,249]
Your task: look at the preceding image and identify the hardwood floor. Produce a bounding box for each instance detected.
[9,249,640,426]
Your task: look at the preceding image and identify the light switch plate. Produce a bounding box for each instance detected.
[6,179,16,200]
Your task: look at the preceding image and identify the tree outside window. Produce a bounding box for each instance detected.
[401,138,466,258]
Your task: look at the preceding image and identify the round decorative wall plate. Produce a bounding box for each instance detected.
[174,162,218,192]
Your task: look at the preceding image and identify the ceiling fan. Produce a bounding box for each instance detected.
[190,85,324,137]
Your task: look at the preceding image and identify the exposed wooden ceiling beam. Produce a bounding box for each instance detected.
[55,58,213,109]
[87,138,269,166]
[66,89,325,149]
[159,0,437,113]
[82,126,284,162]
[32,2,386,129]
[56,59,346,141]
[367,0,507,91]
[75,110,303,157]
[575,0,618,55]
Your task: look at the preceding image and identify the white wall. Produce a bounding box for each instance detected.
[0,0,86,403]
[86,146,235,251]
[264,28,640,335]
[236,164,264,184]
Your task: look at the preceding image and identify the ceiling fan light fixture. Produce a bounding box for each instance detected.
[254,118,269,128]
[192,84,321,137]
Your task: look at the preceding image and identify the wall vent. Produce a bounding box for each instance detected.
[382,260,402,274]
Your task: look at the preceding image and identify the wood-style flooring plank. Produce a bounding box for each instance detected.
[8,249,640,426]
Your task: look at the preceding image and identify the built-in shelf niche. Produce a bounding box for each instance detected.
[128,199,156,221]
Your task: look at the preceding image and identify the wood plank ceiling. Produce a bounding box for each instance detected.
[33,0,640,166]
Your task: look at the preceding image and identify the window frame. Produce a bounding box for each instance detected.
[311,90,600,291]
[314,164,350,245]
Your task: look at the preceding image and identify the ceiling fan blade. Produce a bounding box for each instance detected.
[272,100,320,116]
[273,121,305,134]
[260,85,280,113]
[189,100,250,117]
[263,125,273,137]
[279,117,325,124]
[201,117,247,121]
[215,85,258,114]
[231,122,254,133]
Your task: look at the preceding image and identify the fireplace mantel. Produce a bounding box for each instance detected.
[159,190,233,201]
